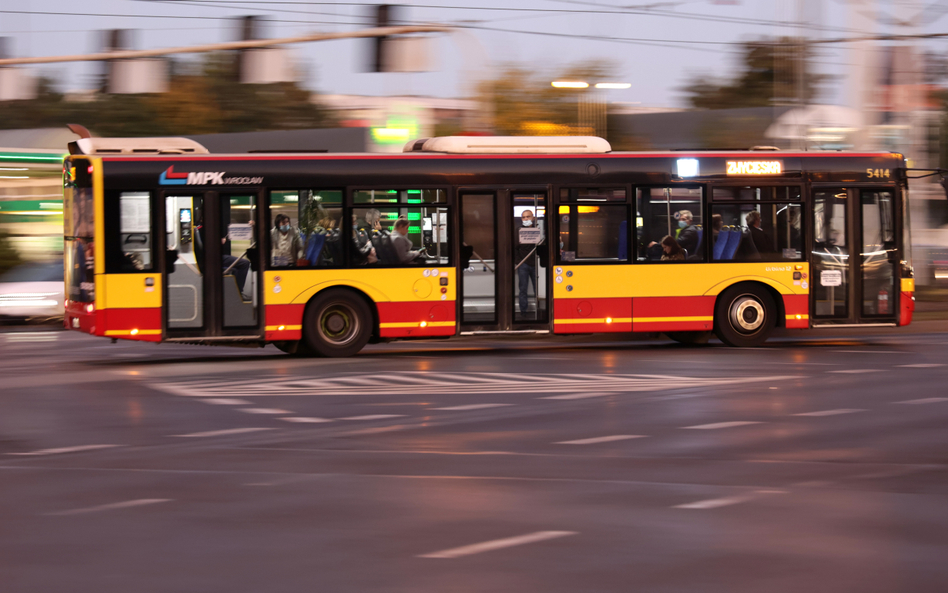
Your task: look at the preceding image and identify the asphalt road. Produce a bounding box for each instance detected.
[2,326,948,592]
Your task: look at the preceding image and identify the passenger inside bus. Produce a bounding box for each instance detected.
[271,214,305,267]
[392,217,426,263]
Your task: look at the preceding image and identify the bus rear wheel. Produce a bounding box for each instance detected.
[714,284,776,347]
[303,289,372,357]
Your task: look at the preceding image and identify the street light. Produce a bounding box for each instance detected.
[551,81,589,89]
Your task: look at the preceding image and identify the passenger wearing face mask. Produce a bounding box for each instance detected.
[674,209,699,258]
[515,209,544,318]
[270,213,305,267]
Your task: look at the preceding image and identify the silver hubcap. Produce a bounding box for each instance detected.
[729,295,765,333]
[319,304,359,345]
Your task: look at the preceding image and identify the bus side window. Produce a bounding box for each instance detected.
[119,191,153,272]
[635,187,704,262]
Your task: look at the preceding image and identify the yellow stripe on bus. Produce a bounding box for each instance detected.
[379,321,456,328]
[264,325,303,331]
[901,278,915,292]
[631,316,714,323]
[785,314,809,320]
[104,329,162,336]
[554,317,633,325]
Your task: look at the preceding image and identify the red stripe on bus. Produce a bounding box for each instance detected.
[377,300,456,337]
[265,303,306,326]
[633,296,715,318]
[101,307,162,342]
[635,320,713,332]
[782,294,809,328]
[554,297,631,334]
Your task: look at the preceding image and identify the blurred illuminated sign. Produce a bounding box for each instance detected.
[677,158,699,177]
[726,161,782,175]
[371,117,419,145]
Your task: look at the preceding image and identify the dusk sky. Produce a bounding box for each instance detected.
[2,0,946,107]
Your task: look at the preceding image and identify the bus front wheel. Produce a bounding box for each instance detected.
[303,289,372,357]
[714,284,776,347]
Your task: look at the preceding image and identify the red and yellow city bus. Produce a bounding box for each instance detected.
[63,135,917,356]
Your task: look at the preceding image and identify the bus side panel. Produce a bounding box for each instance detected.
[377,301,455,337]
[264,268,457,340]
[265,304,306,341]
[632,296,715,332]
[99,273,163,342]
[783,294,809,328]
[552,297,632,334]
[900,278,914,326]
[552,265,633,334]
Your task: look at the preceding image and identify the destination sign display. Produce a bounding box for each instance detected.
[726,161,782,175]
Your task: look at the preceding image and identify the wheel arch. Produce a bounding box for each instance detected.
[302,284,380,341]
[706,277,788,328]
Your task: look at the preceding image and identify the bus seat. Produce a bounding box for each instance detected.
[373,232,400,265]
[712,230,728,260]
[304,232,325,265]
[722,228,742,260]
[696,227,703,251]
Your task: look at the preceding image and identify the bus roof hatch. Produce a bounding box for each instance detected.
[68,137,210,156]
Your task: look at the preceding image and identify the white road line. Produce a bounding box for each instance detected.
[340,415,406,421]
[674,489,786,510]
[238,408,293,415]
[201,398,252,405]
[47,498,171,516]
[7,444,120,457]
[279,417,333,423]
[793,408,867,417]
[897,364,945,368]
[681,421,762,430]
[828,369,882,374]
[556,435,646,445]
[834,350,907,354]
[171,427,275,438]
[432,404,514,411]
[893,397,948,405]
[5,333,60,342]
[418,531,577,559]
[539,392,617,400]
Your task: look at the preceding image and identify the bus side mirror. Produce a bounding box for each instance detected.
[166,249,178,274]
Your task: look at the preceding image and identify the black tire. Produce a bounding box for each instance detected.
[302,289,373,357]
[666,331,713,345]
[714,284,776,347]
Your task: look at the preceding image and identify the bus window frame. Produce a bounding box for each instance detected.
[266,187,345,270]
[634,184,706,263]
[103,188,158,274]
[554,184,633,265]
[345,185,453,268]
[705,181,806,264]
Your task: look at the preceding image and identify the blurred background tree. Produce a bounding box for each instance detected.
[478,61,616,135]
[0,52,331,135]
[684,37,827,109]
[0,228,24,276]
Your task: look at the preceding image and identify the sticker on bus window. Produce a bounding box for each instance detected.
[820,270,842,287]
[519,228,543,244]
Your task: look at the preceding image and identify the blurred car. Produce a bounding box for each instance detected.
[0,262,65,323]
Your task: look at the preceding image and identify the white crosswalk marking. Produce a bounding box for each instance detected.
[793,409,866,417]
[893,397,948,405]
[556,435,645,445]
[153,372,801,399]
[682,421,762,430]
[433,404,513,411]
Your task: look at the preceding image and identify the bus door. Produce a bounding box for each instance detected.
[811,187,899,325]
[458,189,550,331]
[161,191,263,337]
